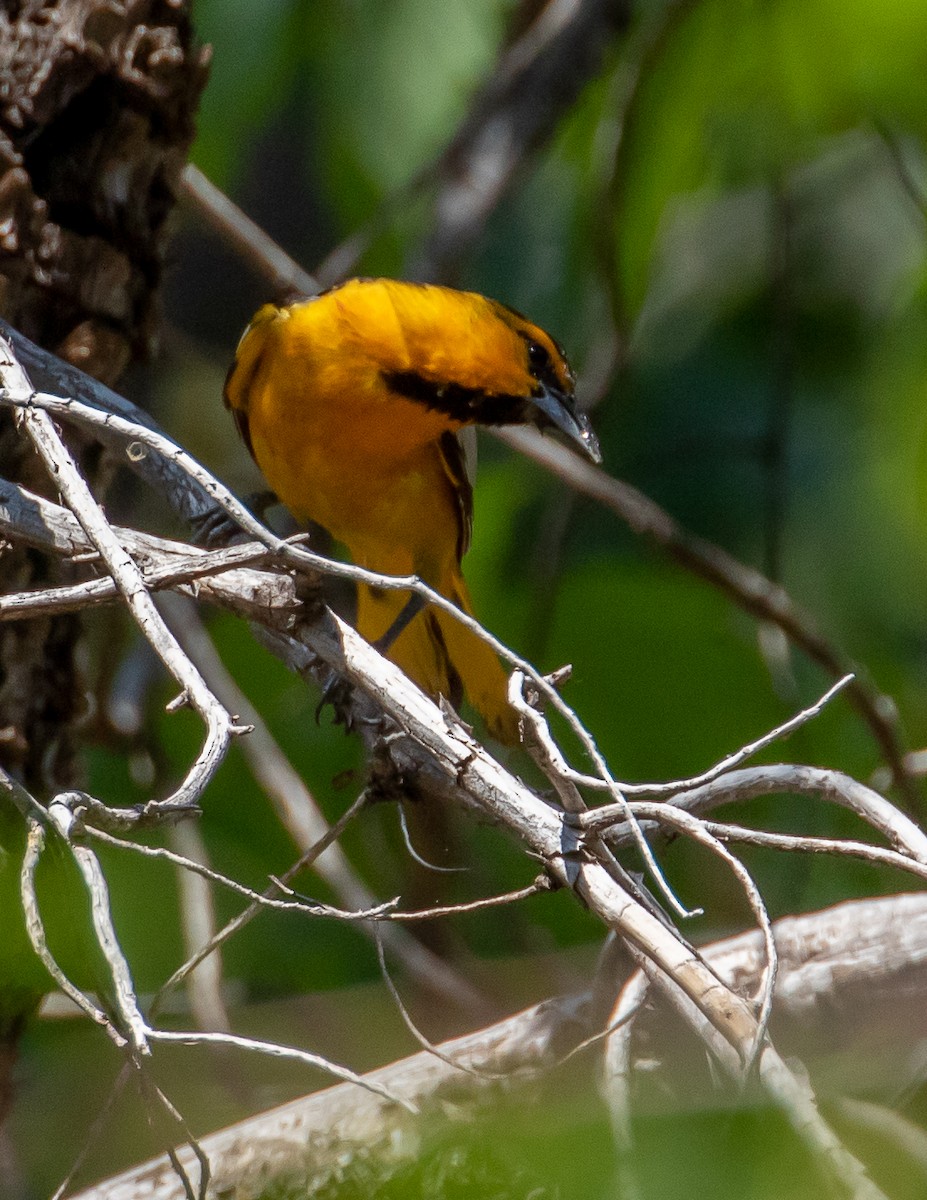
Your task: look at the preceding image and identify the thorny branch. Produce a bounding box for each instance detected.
[0,331,921,1200]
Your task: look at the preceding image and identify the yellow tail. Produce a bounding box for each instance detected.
[355,576,519,745]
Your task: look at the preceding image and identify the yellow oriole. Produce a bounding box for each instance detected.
[224,278,600,742]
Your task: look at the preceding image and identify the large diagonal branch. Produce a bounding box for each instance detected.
[4,312,915,808]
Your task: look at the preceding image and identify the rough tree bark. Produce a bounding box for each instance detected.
[0,0,208,1121]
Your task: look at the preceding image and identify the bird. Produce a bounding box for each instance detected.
[223,277,600,743]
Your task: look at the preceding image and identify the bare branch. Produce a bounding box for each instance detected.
[144,1029,417,1113]
[85,826,397,921]
[168,821,230,1034]
[0,336,247,818]
[497,425,919,807]
[417,0,632,278]
[565,674,854,796]
[181,165,320,299]
[70,893,927,1200]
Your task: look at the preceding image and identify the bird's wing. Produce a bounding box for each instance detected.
[437,430,475,562]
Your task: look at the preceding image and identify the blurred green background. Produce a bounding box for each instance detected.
[10,0,927,1197]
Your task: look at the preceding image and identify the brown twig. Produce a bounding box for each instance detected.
[497,424,921,810]
[181,165,320,300]
[417,0,632,279]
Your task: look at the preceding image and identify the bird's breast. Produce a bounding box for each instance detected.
[248,366,462,580]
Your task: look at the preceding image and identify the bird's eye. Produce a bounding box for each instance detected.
[527,341,551,372]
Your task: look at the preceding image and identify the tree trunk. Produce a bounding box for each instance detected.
[0,0,207,1122]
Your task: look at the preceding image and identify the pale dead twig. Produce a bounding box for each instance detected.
[168,820,230,1034]
[144,1029,417,1113]
[48,799,149,1057]
[508,669,585,813]
[11,777,418,1117]
[380,877,551,921]
[86,827,398,921]
[701,820,927,882]
[372,928,509,1083]
[0,338,249,821]
[508,663,698,922]
[672,764,927,861]
[556,673,855,796]
[18,817,124,1043]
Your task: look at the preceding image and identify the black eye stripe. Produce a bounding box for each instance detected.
[528,340,550,369]
[518,331,569,395]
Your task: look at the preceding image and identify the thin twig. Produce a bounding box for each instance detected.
[145,1028,417,1113]
[19,820,124,1044]
[149,790,373,1016]
[48,801,149,1056]
[703,820,927,882]
[373,928,508,1082]
[182,164,320,299]
[86,826,398,921]
[135,1073,210,1200]
[49,1065,134,1200]
[509,668,696,920]
[497,424,919,809]
[562,674,854,796]
[382,877,550,921]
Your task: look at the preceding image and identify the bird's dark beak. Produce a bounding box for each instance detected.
[529,384,602,464]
